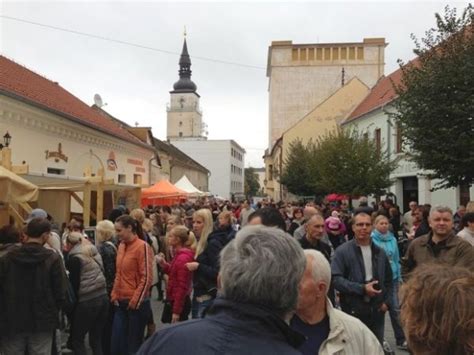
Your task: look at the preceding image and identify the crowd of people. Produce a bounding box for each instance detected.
[0,196,473,355]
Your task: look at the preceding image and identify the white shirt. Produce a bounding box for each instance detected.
[360,245,373,281]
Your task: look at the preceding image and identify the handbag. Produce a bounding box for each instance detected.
[161,300,173,323]
[161,297,191,323]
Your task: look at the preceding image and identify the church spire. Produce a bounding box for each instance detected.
[172,35,197,93]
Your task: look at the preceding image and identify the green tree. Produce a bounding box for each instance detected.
[244,167,260,197]
[315,129,397,198]
[280,130,397,199]
[280,139,316,196]
[393,5,474,192]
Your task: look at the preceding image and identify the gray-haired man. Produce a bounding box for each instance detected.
[292,250,383,354]
[402,205,474,279]
[138,225,307,355]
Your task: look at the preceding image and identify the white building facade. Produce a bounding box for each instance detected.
[171,139,245,199]
[342,68,473,212]
[0,55,157,225]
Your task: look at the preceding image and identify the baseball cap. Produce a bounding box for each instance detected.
[26,208,48,223]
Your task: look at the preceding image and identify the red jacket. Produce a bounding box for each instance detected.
[111,237,154,309]
[162,247,195,315]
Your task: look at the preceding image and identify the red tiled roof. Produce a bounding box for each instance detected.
[0,55,151,148]
[344,68,403,124]
[344,58,420,124]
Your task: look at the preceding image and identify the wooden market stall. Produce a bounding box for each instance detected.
[0,165,38,227]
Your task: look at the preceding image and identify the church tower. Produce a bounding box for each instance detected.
[167,37,206,140]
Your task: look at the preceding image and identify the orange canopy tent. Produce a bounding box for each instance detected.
[141,179,188,207]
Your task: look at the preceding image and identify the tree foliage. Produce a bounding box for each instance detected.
[280,139,317,196]
[280,130,397,197]
[393,4,474,189]
[244,167,260,197]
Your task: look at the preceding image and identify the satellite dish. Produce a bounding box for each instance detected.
[94,94,104,108]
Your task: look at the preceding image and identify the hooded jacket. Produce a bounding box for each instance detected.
[0,243,67,334]
[161,247,195,315]
[137,298,305,355]
[371,229,402,281]
[67,243,107,303]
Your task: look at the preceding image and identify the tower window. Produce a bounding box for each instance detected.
[179,121,183,126]
[179,132,183,137]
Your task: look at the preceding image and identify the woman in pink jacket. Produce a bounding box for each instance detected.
[157,226,195,323]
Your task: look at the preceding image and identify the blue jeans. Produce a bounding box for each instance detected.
[191,295,214,319]
[387,281,406,344]
[111,299,150,355]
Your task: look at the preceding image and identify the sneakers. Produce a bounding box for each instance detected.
[382,340,395,355]
[397,341,408,350]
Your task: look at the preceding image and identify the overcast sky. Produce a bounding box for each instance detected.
[1,1,469,167]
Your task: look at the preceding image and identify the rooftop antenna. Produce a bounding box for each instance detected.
[93,93,107,108]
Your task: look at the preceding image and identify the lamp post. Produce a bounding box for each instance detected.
[0,132,12,170]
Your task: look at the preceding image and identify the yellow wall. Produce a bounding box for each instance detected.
[282,78,370,169]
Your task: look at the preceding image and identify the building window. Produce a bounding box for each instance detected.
[179,121,183,127]
[341,47,347,60]
[324,48,331,60]
[292,48,299,61]
[349,47,356,60]
[133,174,142,185]
[300,48,307,61]
[118,174,126,183]
[268,164,273,181]
[396,124,403,153]
[375,128,381,154]
[316,48,323,60]
[47,167,65,175]
[179,132,183,137]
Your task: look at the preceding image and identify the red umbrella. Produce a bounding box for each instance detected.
[326,193,348,202]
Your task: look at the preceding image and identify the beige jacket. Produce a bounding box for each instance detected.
[319,299,383,355]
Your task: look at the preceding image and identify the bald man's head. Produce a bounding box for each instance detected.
[303,207,320,220]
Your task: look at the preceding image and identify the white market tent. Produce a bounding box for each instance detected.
[174,175,208,197]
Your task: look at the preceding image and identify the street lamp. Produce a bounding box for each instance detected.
[0,131,11,150]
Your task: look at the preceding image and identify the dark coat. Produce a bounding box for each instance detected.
[193,226,236,296]
[299,235,332,262]
[401,232,474,280]
[97,241,117,297]
[0,243,67,334]
[137,298,305,355]
[331,239,392,317]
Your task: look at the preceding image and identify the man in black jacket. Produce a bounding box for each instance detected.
[138,225,307,355]
[0,218,67,355]
[331,213,392,345]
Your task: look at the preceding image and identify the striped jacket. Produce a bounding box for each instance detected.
[111,237,153,309]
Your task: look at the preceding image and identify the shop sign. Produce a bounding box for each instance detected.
[45,143,68,163]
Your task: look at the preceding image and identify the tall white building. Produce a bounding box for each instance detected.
[167,38,245,199]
